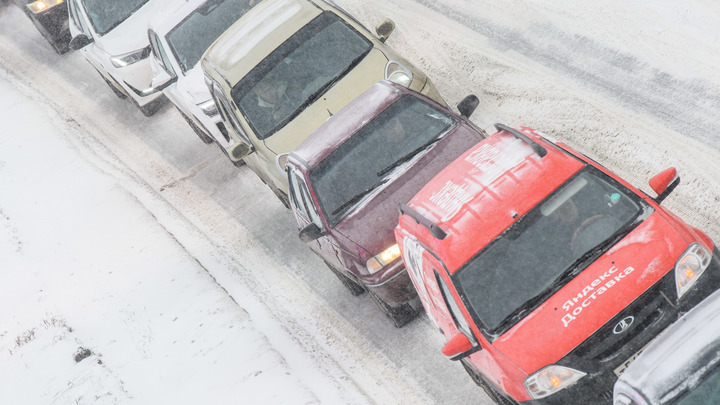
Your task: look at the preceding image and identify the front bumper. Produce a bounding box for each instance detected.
[15,0,71,53]
[187,102,230,146]
[360,260,419,309]
[518,247,720,404]
[86,45,162,107]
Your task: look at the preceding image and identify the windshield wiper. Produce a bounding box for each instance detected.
[376,136,444,177]
[300,49,371,108]
[331,178,389,216]
[489,226,634,339]
[267,51,372,140]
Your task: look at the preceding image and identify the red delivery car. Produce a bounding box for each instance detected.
[395,124,720,404]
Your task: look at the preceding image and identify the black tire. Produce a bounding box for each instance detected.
[271,188,290,209]
[324,261,365,296]
[214,140,246,168]
[102,76,127,100]
[139,99,165,117]
[461,361,518,405]
[368,290,419,328]
[176,108,214,144]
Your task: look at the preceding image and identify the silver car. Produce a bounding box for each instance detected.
[613,289,720,404]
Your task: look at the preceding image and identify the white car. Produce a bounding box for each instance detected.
[148,0,256,165]
[66,0,187,116]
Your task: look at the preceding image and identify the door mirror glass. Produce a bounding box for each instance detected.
[375,18,395,43]
[649,167,679,203]
[441,333,480,361]
[228,142,253,161]
[299,223,324,243]
[69,34,93,51]
[151,68,177,92]
[457,95,479,118]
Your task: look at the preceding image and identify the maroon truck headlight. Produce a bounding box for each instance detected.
[366,244,401,274]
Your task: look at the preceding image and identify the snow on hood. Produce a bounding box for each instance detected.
[492,211,688,374]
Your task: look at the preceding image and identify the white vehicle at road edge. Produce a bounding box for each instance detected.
[66,0,187,116]
[148,0,256,166]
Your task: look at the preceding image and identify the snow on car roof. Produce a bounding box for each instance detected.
[202,0,322,84]
[406,127,584,272]
[291,81,404,168]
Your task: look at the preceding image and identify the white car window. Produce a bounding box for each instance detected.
[149,32,176,77]
[68,0,91,36]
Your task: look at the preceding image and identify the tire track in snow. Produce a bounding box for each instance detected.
[412,0,720,150]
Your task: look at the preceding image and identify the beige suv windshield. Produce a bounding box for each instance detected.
[231,11,372,140]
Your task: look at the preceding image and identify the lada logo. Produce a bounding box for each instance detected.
[613,316,635,335]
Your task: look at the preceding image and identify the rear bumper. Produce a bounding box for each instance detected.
[15,0,71,53]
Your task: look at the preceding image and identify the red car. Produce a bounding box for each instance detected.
[285,80,485,326]
[395,125,720,403]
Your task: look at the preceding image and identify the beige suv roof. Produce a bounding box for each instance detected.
[200,0,444,206]
[203,0,324,85]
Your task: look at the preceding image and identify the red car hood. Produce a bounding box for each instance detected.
[492,211,689,374]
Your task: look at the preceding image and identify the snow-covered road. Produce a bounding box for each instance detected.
[1,0,719,403]
[0,71,363,404]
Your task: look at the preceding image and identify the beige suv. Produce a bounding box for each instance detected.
[201,0,445,207]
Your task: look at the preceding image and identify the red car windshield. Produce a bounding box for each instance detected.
[453,167,648,336]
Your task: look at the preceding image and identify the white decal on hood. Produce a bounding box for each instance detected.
[464,138,532,187]
[429,180,473,222]
[560,265,636,327]
[403,236,429,303]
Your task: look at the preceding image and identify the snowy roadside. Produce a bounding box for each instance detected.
[338,0,720,242]
[0,69,378,403]
[1,0,719,404]
[1,5,447,403]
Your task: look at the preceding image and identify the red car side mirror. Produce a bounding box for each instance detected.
[649,167,679,204]
[441,333,480,361]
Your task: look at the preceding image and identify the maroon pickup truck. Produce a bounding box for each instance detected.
[284,80,485,326]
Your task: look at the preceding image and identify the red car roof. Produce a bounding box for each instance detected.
[407,127,584,273]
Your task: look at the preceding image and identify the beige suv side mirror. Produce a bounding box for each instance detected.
[228,142,254,161]
[375,18,395,43]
